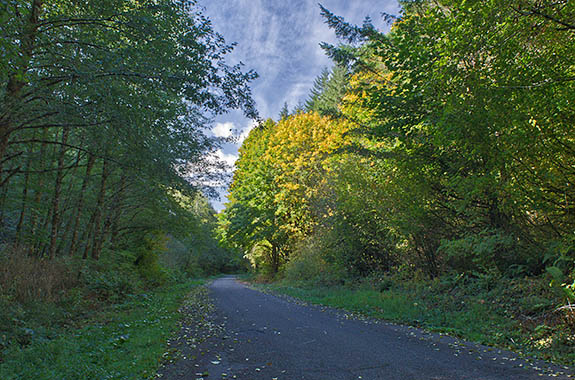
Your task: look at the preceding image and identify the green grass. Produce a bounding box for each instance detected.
[0,279,204,380]
[258,275,575,366]
[265,284,514,343]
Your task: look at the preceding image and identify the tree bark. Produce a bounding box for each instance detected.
[0,182,8,228]
[69,153,95,256]
[48,127,69,259]
[15,139,35,244]
[56,149,84,254]
[270,243,280,274]
[29,129,49,245]
[108,172,127,249]
[90,158,110,260]
[32,129,58,256]
[0,0,44,175]
[81,210,96,260]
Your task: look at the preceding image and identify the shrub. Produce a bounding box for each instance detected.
[284,234,346,286]
[439,229,528,275]
[136,248,169,286]
[134,233,170,286]
[80,250,144,301]
[0,245,78,303]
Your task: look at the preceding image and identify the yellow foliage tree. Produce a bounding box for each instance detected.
[265,112,351,241]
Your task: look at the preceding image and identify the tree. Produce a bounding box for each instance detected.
[223,119,288,273]
[305,65,348,117]
[322,0,575,275]
[0,0,257,263]
[224,113,352,274]
[278,103,290,121]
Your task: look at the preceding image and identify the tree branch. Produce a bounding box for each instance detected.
[513,6,575,31]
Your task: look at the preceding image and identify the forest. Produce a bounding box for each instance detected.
[0,1,251,378]
[222,0,575,365]
[1,0,574,378]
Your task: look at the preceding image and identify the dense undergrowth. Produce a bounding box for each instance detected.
[0,238,241,380]
[257,272,575,366]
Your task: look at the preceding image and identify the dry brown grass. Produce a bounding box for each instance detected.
[0,245,78,302]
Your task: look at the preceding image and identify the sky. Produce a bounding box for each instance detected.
[200,0,401,211]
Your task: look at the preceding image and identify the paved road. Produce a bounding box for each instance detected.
[160,276,574,380]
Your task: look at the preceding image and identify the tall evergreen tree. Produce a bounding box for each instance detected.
[305,65,348,117]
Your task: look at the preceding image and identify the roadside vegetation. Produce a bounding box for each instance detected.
[0,1,250,378]
[260,273,574,365]
[0,277,205,380]
[222,0,575,366]
[0,216,245,379]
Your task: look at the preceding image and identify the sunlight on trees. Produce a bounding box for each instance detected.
[222,0,575,302]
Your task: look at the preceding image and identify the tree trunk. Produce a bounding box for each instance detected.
[56,153,83,254]
[81,211,96,260]
[0,126,11,180]
[48,127,69,259]
[270,244,280,274]
[90,158,110,260]
[33,130,58,256]
[29,129,49,247]
[0,0,44,174]
[69,153,95,256]
[108,173,127,249]
[15,142,35,244]
[0,183,8,228]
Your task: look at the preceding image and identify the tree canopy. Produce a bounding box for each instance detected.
[0,0,256,265]
[222,0,575,282]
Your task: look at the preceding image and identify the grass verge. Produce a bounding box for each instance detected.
[256,274,574,366]
[0,279,204,380]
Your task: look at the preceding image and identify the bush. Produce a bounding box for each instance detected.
[136,248,169,286]
[81,250,144,301]
[0,245,78,303]
[439,229,529,275]
[284,235,346,286]
[134,233,170,286]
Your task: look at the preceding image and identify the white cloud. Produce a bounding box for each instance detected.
[212,122,235,138]
[285,81,314,110]
[204,0,400,120]
[215,149,238,167]
[238,119,258,145]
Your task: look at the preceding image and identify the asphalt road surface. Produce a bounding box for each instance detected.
[159,276,574,380]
